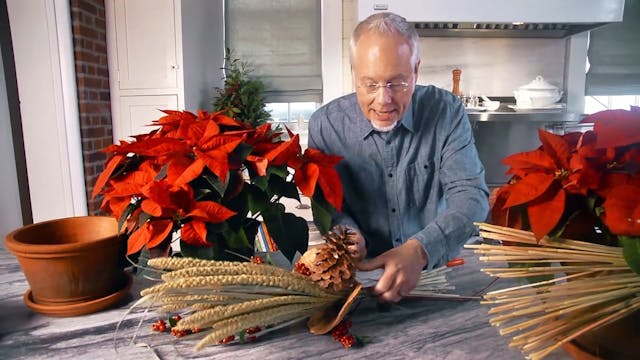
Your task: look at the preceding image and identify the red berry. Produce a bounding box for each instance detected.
[341,334,355,348]
[218,334,235,344]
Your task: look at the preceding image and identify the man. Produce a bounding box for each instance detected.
[308,12,489,303]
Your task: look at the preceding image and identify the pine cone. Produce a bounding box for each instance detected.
[295,226,356,292]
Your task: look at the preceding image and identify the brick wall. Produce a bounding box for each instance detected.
[70,0,111,214]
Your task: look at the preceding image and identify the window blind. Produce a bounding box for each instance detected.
[225,0,322,103]
[586,0,640,95]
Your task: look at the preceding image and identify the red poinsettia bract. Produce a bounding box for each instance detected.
[93,110,344,257]
[494,108,640,241]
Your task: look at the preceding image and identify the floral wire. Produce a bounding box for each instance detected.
[473,277,501,297]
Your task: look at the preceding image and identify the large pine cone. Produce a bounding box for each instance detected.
[295,226,357,292]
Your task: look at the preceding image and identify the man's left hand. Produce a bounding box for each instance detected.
[357,239,428,302]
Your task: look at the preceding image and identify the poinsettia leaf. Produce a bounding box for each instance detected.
[92,154,124,199]
[267,174,300,201]
[180,239,218,260]
[180,221,209,247]
[502,149,556,171]
[601,184,640,235]
[317,167,343,212]
[510,261,554,284]
[261,203,309,261]
[311,191,333,235]
[268,165,289,179]
[503,173,556,208]
[154,163,169,181]
[246,184,269,214]
[117,201,139,233]
[580,109,640,149]
[527,187,566,240]
[538,129,572,169]
[619,236,640,275]
[175,158,205,187]
[141,199,163,217]
[293,162,320,198]
[202,171,229,197]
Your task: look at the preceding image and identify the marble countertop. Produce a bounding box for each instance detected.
[0,243,572,360]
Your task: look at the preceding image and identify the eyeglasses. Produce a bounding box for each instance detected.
[358,81,410,95]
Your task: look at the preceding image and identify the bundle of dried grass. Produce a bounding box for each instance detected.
[139,257,346,350]
[467,222,640,360]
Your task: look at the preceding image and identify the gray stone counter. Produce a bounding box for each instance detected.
[0,243,571,360]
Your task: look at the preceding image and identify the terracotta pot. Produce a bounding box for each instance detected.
[4,216,129,315]
[563,310,640,360]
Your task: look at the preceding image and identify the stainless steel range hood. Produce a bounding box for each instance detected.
[358,0,625,38]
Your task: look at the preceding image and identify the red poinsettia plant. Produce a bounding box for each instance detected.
[92,109,343,262]
[491,107,640,274]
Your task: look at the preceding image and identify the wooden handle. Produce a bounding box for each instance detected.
[452,68,462,96]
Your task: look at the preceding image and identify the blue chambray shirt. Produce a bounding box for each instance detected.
[308,85,489,269]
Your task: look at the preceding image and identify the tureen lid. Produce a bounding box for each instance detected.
[518,76,559,90]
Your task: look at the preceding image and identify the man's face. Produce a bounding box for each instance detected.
[352,32,419,129]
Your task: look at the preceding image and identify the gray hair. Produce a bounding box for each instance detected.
[349,12,420,66]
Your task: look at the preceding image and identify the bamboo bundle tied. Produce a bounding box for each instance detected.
[466,222,640,360]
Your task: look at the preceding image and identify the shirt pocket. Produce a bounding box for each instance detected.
[405,160,435,209]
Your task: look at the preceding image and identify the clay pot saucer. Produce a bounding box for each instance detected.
[5,216,129,315]
[23,272,133,317]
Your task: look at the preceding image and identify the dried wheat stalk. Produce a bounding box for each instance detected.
[466,222,640,360]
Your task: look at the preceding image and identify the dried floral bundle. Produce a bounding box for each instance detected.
[123,226,458,352]
[467,223,640,360]
[139,257,345,350]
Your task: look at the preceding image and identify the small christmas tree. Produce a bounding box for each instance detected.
[213,49,271,127]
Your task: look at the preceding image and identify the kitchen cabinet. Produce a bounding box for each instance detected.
[106,0,224,142]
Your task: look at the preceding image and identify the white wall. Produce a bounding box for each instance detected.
[0,45,23,236]
[7,0,86,222]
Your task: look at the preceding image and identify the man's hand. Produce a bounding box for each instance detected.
[344,228,367,263]
[357,239,428,303]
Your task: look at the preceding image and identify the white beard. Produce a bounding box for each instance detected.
[371,120,399,132]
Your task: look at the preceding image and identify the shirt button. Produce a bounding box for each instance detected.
[386,140,391,145]
[395,238,401,243]
[388,173,393,178]
[391,208,396,213]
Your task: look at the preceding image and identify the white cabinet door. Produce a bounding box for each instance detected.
[114,0,179,90]
[115,95,178,141]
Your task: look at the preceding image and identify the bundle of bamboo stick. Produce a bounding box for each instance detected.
[466,223,640,360]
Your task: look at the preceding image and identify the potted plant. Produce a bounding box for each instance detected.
[471,107,640,359]
[92,109,343,263]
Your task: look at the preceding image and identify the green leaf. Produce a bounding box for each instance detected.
[180,240,218,260]
[252,175,269,191]
[620,236,640,275]
[154,163,169,181]
[267,165,288,179]
[267,174,300,201]
[311,193,333,235]
[508,261,554,284]
[261,203,309,261]
[202,171,228,197]
[246,184,269,214]
[117,201,139,233]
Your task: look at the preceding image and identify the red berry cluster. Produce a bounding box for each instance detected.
[331,319,355,348]
[150,315,202,338]
[218,334,235,344]
[151,319,167,332]
[251,255,264,264]
[245,325,262,335]
[293,262,312,276]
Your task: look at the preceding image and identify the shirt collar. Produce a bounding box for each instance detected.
[356,94,417,139]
